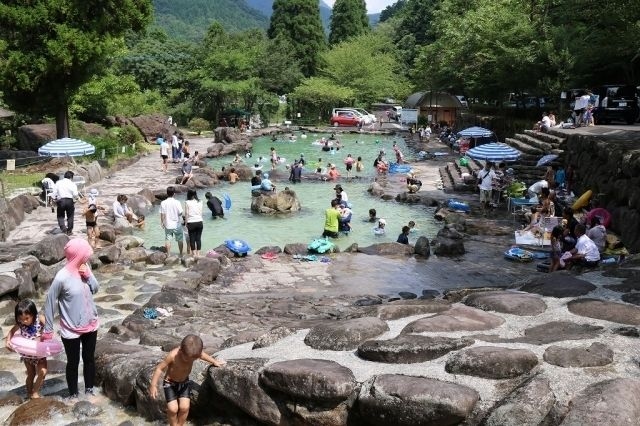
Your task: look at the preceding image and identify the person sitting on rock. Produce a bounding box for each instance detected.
[113,194,138,228]
[181,160,194,185]
[406,172,422,193]
[260,173,276,192]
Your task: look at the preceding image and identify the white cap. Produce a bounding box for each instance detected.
[378,219,386,225]
[89,188,99,196]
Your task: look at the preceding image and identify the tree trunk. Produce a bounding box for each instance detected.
[55,101,69,139]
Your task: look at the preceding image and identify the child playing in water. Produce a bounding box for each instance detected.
[408,220,418,233]
[150,334,225,426]
[356,156,364,173]
[344,154,355,178]
[315,158,323,173]
[5,300,48,399]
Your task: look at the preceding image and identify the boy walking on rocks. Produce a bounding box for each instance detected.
[150,334,225,426]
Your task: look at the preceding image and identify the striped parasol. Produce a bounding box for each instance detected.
[38,138,96,157]
[466,142,521,162]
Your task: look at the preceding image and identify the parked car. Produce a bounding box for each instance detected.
[387,105,402,121]
[591,85,639,125]
[332,108,374,124]
[330,110,363,127]
[455,95,469,108]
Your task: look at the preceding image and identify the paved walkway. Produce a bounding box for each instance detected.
[6,137,215,245]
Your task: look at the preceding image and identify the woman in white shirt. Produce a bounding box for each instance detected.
[184,189,204,257]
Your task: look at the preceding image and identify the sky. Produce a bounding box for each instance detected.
[323,0,397,14]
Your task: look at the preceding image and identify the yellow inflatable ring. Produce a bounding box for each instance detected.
[572,189,593,211]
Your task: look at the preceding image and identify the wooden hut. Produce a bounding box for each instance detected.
[405,91,464,126]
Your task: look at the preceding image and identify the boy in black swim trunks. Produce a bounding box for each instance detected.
[150,334,225,426]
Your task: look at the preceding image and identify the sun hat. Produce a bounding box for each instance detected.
[89,188,99,196]
[252,163,263,171]
[262,173,269,179]
[378,218,386,225]
[333,184,342,190]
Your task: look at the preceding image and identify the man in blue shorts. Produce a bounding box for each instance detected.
[160,186,184,256]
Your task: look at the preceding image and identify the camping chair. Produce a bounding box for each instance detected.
[541,216,559,232]
[41,177,55,211]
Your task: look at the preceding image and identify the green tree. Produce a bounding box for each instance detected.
[0,0,152,138]
[267,0,327,77]
[329,0,370,45]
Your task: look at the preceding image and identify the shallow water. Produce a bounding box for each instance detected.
[140,132,440,251]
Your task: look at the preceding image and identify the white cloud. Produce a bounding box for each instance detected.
[323,0,396,14]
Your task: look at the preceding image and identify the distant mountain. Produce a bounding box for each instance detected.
[152,0,379,41]
[152,0,269,40]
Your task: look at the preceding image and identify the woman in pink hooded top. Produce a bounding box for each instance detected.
[43,238,99,397]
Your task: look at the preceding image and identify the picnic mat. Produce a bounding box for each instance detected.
[514,231,550,247]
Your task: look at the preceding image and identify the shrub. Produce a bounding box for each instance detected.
[188,118,210,135]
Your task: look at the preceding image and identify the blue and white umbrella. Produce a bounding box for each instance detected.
[38,138,96,157]
[536,154,558,167]
[466,143,521,162]
[458,126,493,138]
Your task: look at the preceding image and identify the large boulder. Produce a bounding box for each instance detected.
[567,298,640,325]
[445,346,538,379]
[260,359,356,402]
[464,291,547,316]
[17,122,107,151]
[357,335,474,363]
[560,378,640,425]
[304,317,389,350]
[187,257,221,286]
[543,342,613,367]
[519,274,596,297]
[28,234,69,266]
[250,189,301,214]
[128,114,176,141]
[433,226,465,256]
[5,397,70,426]
[358,242,414,256]
[357,374,479,426]
[413,236,430,257]
[484,376,556,426]
[402,305,504,333]
[203,358,281,425]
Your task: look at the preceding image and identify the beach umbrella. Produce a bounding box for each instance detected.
[536,154,559,167]
[38,138,96,157]
[466,143,521,162]
[458,126,493,138]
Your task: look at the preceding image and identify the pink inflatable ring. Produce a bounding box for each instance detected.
[10,335,64,358]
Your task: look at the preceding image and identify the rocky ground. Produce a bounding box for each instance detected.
[0,128,638,425]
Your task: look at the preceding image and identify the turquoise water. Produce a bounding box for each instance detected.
[140,132,439,251]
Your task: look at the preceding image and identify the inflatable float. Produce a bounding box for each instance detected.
[447,199,470,213]
[224,239,251,256]
[388,163,412,174]
[572,189,593,211]
[584,207,611,228]
[10,335,64,358]
[223,193,232,210]
[503,247,534,262]
[308,238,335,254]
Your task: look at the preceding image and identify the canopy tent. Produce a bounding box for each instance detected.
[38,138,96,157]
[466,143,521,162]
[458,126,494,138]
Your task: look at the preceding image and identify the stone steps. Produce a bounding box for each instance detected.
[524,130,565,147]
[512,134,553,152]
[505,138,546,156]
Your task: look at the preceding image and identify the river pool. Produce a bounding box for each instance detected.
[138,132,439,252]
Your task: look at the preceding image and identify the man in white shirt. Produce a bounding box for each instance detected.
[527,179,548,199]
[160,186,184,256]
[52,170,79,235]
[477,163,496,215]
[540,112,551,132]
[565,223,600,268]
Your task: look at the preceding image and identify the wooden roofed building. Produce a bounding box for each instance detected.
[405,91,465,126]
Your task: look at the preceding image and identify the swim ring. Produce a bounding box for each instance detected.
[503,247,534,262]
[572,190,593,211]
[388,163,412,174]
[10,335,64,358]
[223,193,232,210]
[584,207,611,228]
[447,199,470,213]
[372,227,385,235]
[224,239,251,256]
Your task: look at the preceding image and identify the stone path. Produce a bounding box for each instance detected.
[5,137,215,245]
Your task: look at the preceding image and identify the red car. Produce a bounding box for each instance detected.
[330,111,362,127]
